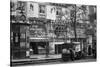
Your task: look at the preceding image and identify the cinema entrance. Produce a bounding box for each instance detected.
[30,42,49,55]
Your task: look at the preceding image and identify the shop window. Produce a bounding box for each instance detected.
[20,26,26,33]
[20,33,25,39]
[38,45,46,54]
[39,5,45,14]
[15,34,18,43]
[15,36,18,43]
[11,32,13,42]
[11,32,13,37]
[20,42,26,48]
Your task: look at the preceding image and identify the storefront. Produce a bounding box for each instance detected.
[11,23,30,59]
[71,38,87,52]
[49,41,64,54]
[29,38,49,55]
[26,37,51,59]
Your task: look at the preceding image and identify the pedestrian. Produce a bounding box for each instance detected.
[92,47,96,58]
[26,50,30,58]
[30,48,33,55]
[88,45,92,55]
[69,48,75,61]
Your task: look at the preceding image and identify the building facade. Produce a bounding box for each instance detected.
[10,0,97,59]
[10,0,30,59]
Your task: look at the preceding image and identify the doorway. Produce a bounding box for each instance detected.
[30,42,38,54]
[55,44,62,54]
[30,42,48,55]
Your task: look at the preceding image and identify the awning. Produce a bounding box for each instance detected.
[29,37,50,42]
[11,22,31,26]
[52,42,64,45]
[72,42,80,44]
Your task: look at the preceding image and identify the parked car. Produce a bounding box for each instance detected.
[62,48,71,61]
[73,42,83,60]
[62,43,74,61]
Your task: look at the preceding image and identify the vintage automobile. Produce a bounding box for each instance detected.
[62,43,74,61]
[62,42,84,61]
[73,42,84,59]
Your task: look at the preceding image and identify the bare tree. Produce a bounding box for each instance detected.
[61,4,88,41]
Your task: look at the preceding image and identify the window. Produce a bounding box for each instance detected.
[51,7,56,13]
[10,2,15,11]
[10,15,16,21]
[20,42,25,48]
[17,1,26,11]
[56,8,62,15]
[39,5,45,14]
[30,4,34,11]
[11,32,13,42]
[15,33,18,43]
[20,33,25,38]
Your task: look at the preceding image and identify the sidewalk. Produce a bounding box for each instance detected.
[11,54,96,66]
[11,54,61,62]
